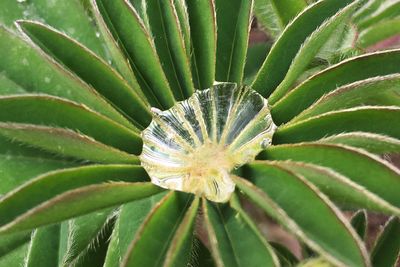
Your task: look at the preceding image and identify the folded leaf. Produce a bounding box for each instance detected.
[215,0,253,84]
[104,193,166,267]
[275,107,400,144]
[146,0,194,100]
[370,217,400,267]
[0,123,139,164]
[0,165,160,233]
[0,27,133,130]
[358,18,400,48]
[186,0,216,89]
[252,0,355,98]
[268,1,360,104]
[19,21,151,128]
[0,95,141,154]
[291,74,400,123]
[95,0,175,109]
[234,165,369,267]
[203,200,279,267]
[259,143,400,208]
[121,192,193,267]
[25,224,60,267]
[272,49,400,124]
[351,210,367,240]
[272,161,399,216]
[319,132,400,155]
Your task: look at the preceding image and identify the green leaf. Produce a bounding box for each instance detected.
[254,0,306,38]
[145,0,194,100]
[271,0,307,26]
[252,0,355,98]
[0,242,29,266]
[104,193,166,267]
[61,209,113,266]
[358,18,400,48]
[290,74,400,123]
[272,161,399,216]
[0,123,138,164]
[259,143,400,208]
[0,165,161,234]
[203,200,278,267]
[357,2,400,30]
[234,164,369,267]
[0,95,141,154]
[95,0,175,109]
[0,73,25,95]
[163,197,199,267]
[271,49,400,124]
[90,0,142,91]
[25,224,60,267]
[0,231,30,258]
[215,0,252,84]
[0,135,73,195]
[269,242,299,266]
[274,107,400,144]
[0,27,133,130]
[18,20,151,128]
[121,192,193,267]
[371,217,400,267]
[267,1,360,104]
[243,42,271,85]
[0,0,107,59]
[186,0,216,89]
[253,0,282,38]
[351,210,367,240]
[319,132,400,155]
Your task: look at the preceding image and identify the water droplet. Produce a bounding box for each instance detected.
[17,0,27,3]
[95,31,100,38]
[140,84,276,203]
[22,58,29,66]
[260,138,271,149]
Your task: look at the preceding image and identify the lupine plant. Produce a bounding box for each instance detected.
[0,0,399,266]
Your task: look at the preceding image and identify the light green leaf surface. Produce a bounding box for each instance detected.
[95,0,175,109]
[0,123,138,164]
[272,161,399,215]
[359,18,400,48]
[25,224,60,267]
[268,1,360,104]
[0,95,141,154]
[274,107,400,144]
[371,217,400,267]
[0,135,73,195]
[0,165,161,234]
[163,197,199,267]
[104,193,167,267]
[203,200,279,267]
[0,27,132,130]
[215,0,253,84]
[272,49,400,124]
[235,164,369,267]
[19,20,151,128]
[259,143,400,208]
[319,132,400,154]
[146,0,194,100]
[62,208,113,266]
[252,0,355,98]
[291,74,400,123]
[186,0,216,89]
[122,192,193,267]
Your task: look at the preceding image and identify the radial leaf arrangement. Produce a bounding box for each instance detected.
[0,0,399,266]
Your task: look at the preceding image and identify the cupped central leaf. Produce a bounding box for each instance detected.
[140,83,276,202]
